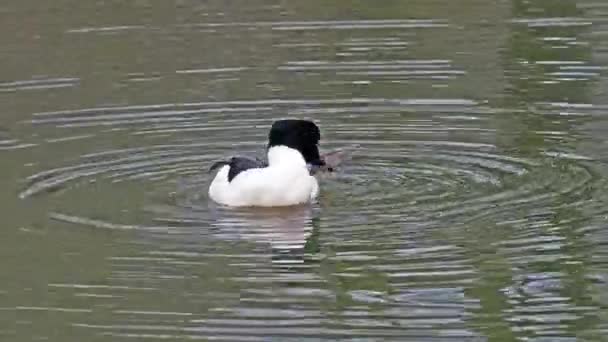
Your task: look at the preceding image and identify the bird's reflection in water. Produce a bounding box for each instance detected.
[209,204,321,265]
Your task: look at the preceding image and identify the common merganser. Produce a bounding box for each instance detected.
[208,119,326,207]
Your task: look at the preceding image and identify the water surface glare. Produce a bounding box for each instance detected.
[2,0,608,341]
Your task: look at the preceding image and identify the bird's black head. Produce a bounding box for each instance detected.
[268,119,325,167]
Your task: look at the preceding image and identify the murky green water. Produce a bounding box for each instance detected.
[2,0,608,341]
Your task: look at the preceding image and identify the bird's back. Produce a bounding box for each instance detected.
[209,163,318,207]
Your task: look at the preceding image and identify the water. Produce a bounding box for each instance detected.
[2,0,608,341]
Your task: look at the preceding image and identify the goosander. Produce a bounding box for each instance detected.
[208,119,326,207]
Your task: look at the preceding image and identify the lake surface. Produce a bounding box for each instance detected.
[2,0,608,341]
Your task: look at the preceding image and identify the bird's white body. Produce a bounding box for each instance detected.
[209,146,319,207]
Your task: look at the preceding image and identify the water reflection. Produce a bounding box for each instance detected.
[204,205,319,264]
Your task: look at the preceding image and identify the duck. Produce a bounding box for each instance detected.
[208,119,327,207]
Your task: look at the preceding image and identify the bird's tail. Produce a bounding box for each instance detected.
[208,160,229,173]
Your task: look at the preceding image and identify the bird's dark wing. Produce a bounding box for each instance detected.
[209,156,267,182]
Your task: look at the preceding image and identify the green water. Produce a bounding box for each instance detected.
[1,1,608,341]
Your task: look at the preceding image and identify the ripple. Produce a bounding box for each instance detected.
[181,19,449,31]
[66,25,147,34]
[280,60,464,82]
[16,306,92,313]
[0,129,37,151]
[18,95,607,340]
[176,67,249,75]
[0,138,37,151]
[0,77,78,92]
[20,98,604,232]
[6,2,608,338]
[511,17,594,28]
